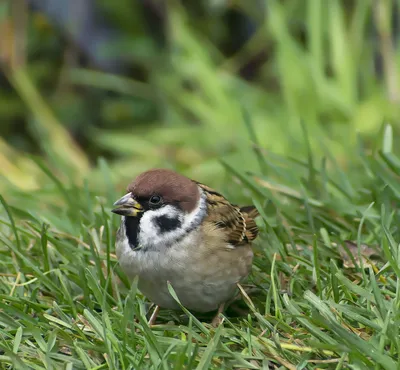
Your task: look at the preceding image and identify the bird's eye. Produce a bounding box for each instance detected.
[149,195,162,206]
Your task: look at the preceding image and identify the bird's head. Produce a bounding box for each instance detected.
[112,169,207,250]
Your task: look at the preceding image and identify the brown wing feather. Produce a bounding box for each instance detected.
[197,183,259,246]
[240,206,259,241]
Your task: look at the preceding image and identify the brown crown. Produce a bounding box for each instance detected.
[127,169,200,212]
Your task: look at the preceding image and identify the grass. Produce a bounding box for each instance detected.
[1,1,400,368]
[1,123,400,369]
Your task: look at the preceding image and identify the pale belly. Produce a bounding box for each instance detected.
[137,264,243,312]
[116,230,253,312]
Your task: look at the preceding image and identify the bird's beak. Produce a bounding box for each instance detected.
[111,192,143,217]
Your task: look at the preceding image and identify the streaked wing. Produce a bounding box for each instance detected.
[197,182,259,246]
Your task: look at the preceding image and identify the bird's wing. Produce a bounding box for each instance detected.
[197,182,259,246]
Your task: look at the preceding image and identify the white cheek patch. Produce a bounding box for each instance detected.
[138,188,207,250]
[138,205,183,248]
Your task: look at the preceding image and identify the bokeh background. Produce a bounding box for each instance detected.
[1,0,399,194]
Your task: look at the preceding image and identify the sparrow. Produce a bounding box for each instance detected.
[111,169,259,325]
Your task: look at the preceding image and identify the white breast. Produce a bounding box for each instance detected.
[116,226,252,312]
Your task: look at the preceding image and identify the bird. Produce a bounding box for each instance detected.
[111,168,259,326]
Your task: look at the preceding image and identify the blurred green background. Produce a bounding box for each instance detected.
[0,0,399,193]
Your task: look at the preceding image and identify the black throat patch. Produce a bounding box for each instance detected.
[124,216,141,249]
[154,215,182,233]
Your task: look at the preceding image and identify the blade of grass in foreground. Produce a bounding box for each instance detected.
[304,291,396,369]
[0,194,21,251]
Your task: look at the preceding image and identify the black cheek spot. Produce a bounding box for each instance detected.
[155,215,182,232]
[124,216,141,249]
